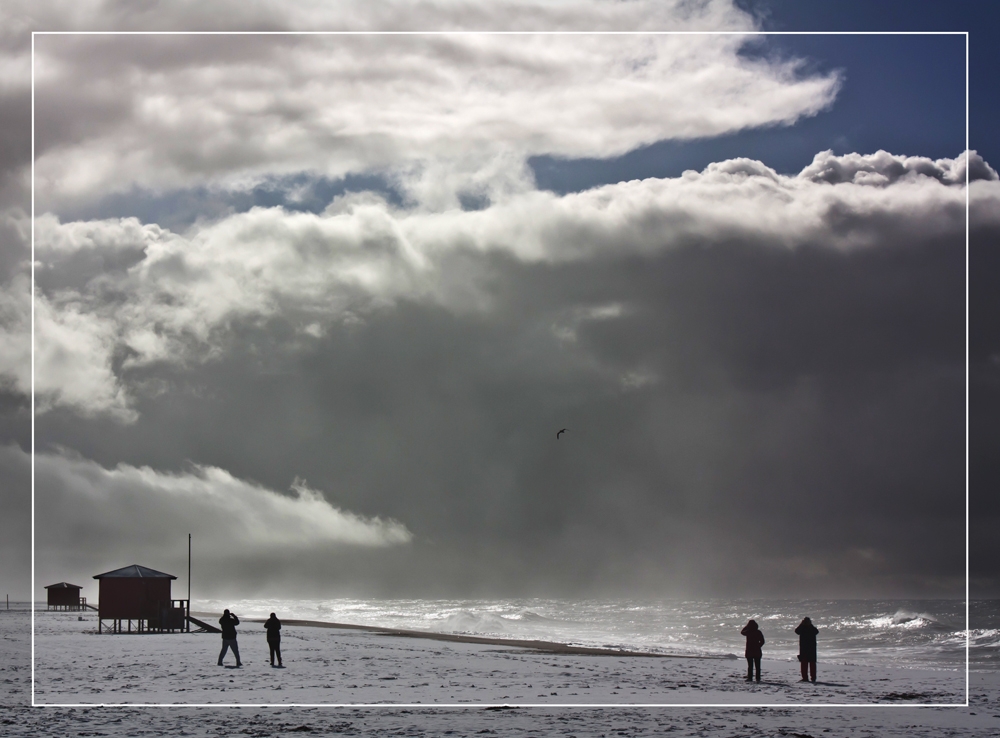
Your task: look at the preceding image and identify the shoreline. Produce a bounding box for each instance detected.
[191,611,724,659]
[25,608,977,711]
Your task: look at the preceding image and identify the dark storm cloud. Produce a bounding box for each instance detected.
[29,153,981,597]
[970,203,1000,596]
[36,285,964,597]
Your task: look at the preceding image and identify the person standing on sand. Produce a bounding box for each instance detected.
[795,616,819,683]
[218,609,242,667]
[741,619,765,682]
[264,612,283,667]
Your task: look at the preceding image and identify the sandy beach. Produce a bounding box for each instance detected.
[4,607,998,736]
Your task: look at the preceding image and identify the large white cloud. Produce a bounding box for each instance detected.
[32,28,840,212]
[18,149,992,421]
[23,444,412,593]
[3,1,756,208]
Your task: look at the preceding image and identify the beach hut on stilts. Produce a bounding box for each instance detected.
[93,565,190,633]
[44,582,89,611]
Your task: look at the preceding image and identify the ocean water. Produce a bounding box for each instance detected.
[197,597,999,670]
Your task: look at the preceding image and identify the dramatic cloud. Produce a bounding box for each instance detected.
[20,445,412,595]
[0,2,985,600]
[21,149,975,598]
[21,151,991,422]
[32,30,840,213]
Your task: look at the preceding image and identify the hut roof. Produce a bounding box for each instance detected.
[93,564,177,580]
[44,582,82,589]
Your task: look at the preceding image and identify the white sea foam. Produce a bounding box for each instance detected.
[193,598,985,669]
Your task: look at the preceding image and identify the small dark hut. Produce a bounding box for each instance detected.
[44,582,84,610]
[93,564,189,633]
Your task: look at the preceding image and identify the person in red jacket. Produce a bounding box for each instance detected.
[795,616,819,683]
[740,619,765,682]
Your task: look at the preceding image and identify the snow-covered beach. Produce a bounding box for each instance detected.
[29,609,967,706]
[6,606,999,736]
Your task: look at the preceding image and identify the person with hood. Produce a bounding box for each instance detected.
[740,619,765,682]
[264,612,283,667]
[217,609,242,667]
[795,616,819,682]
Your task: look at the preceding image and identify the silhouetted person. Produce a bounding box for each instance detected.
[264,612,282,667]
[741,619,765,682]
[218,609,242,667]
[795,616,819,683]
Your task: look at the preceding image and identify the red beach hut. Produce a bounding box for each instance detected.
[44,582,83,610]
[93,564,189,633]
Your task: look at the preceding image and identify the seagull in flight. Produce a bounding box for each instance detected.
[556,428,567,439]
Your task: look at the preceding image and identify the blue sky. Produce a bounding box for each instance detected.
[744,0,998,161]
[534,32,967,193]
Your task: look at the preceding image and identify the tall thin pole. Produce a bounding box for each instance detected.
[187,533,192,631]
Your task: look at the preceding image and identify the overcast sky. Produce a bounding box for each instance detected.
[1,0,997,602]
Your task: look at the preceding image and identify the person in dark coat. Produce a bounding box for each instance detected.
[795,616,819,682]
[264,612,282,667]
[740,619,765,682]
[218,609,242,667]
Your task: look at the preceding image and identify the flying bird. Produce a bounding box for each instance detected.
[556,428,567,439]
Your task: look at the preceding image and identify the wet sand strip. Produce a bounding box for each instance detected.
[191,612,719,659]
